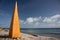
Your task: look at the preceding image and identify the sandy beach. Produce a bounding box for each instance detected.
[0,29,60,40]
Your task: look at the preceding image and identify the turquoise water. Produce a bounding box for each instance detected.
[21,28,60,35]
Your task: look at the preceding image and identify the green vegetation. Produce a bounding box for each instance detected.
[0,27,8,32]
[0,27,2,30]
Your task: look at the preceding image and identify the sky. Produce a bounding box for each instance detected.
[0,0,60,28]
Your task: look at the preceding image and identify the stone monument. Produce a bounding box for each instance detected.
[9,1,21,38]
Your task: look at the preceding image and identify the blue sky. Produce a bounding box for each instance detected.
[0,0,60,28]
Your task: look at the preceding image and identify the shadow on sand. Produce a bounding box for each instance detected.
[0,35,9,38]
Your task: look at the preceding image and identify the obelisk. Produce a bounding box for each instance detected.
[9,1,21,38]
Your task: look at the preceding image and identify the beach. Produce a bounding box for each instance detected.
[0,29,60,40]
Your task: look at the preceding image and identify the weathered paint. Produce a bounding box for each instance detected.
[9,1,21,38]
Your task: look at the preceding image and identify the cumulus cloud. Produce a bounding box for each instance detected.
[23,17,42,24]
[43,14,60,23]
[20,14,60,28]
[20,20,24,23]
[26,17,34,23]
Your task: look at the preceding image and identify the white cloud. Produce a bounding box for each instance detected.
[57,21,60,23]
[43,14,60,23]
[20,20,24,23]
[23,16,42,24]
[20,14,60,28]
[26,17,34,23]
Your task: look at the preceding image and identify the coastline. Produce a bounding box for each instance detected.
[0,29,60,40]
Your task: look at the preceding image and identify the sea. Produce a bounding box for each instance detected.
[6,28,60,37]
[20,28,60,37]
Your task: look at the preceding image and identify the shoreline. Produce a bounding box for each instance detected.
[0,29,60,40]
[21,32,60,38]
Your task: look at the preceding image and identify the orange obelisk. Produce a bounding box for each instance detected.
[9,1,21,38]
